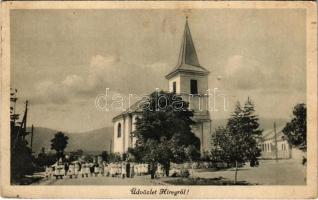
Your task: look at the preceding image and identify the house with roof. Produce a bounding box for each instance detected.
[112,18,212,156]
[260,126,291,159]
[259,125,305,160]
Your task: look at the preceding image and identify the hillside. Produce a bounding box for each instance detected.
[26,127,113,155]
[26,118,288,155]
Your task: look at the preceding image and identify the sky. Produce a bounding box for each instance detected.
[11,9,306,132]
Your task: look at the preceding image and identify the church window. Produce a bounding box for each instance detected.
[173,81,176,93]
[117,123,122,138]
[190,79,198,94]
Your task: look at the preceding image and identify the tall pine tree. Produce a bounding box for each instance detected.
[211,98,262,184]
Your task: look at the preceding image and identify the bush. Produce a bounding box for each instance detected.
[109,153,121,162]
[180,169,190,178]
[183,162,190,169]
[192,162,199,169]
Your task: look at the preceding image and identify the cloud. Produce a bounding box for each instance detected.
[31,53,305,107]
[85,54,169,94]
[34,80,68,104]
[222,55,268,90]
[32,54,170,105]
[62,74,84,88]
[87,54,118,89]
[216,55,305,93]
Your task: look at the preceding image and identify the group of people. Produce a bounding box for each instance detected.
[45,160,151,180]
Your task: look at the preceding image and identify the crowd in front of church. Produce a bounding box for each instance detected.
[44,156,239,181]
[44,158,168,180]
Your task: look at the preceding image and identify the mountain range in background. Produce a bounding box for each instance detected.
[26,118,288,155]
[26,127,113,155]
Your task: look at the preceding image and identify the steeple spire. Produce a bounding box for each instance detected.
[177,17,200,67]
[165,17,209,80]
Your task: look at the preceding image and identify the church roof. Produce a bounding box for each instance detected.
[112,99,143,122]
[166,18,209,79]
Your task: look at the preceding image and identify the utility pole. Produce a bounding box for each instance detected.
[274,122,278,162]
[30,124,34,154]
[22,100,28,140]
[13,100,28,150]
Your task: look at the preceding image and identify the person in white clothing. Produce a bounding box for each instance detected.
[85,163,90,177]
[121,162,126,179]
[103,162,109,176]
[94,163,100,177]
[110,163,115,177]
[117,163,121,176]
[80,163,86,178]
[74,163,80,178]
[68,164,75,179]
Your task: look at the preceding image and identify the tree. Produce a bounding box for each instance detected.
[69,149,84,162]
[108,152,121,162]
[36,148,57,167]
[50,132,69,159]
[83,155,94,163]
[130,91,200,178]
[10,89,34,182]
[282,103,306,152]
[100,151,109,162]
[211,98,262,184]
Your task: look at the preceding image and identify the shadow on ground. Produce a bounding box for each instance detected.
[195,168,251,173]
[163,176,256,185]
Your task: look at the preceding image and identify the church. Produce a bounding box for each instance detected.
[112,18,212,156]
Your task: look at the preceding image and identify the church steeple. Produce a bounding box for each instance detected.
[165,17,209,80]
[177,17,200,67]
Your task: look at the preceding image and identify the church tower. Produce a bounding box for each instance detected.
[165,18,212,155]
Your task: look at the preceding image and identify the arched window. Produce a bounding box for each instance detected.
[117,123,122,138]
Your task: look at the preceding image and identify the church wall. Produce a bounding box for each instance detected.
[179,74,208,95]
[168,75,181,93]
[179,74,209,112]
[202,120,212,153]
[131,114,139,148]
[190,120,212,156]
[113,119,124,154]
[181,94,210,113]
[191,123,203,154]
[124,115,131,152]
[113,113,211,156]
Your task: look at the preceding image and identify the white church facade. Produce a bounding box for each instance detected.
[112,19,212,156]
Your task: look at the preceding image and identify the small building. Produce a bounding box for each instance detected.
[260,126,304,160]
